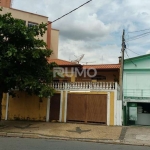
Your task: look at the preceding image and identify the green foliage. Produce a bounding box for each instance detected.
[0,9,56,98]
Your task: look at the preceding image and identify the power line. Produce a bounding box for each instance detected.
[126,33,150,42]
[127,31,150,40]
[128,28,150,33]
[126,32,150,42]
[125,50,137,66]
[126,48,141,56]
[50,0,92,24]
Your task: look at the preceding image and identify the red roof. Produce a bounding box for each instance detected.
[48,59,81,66]
[83,64,120,69]
[48,58,120,69]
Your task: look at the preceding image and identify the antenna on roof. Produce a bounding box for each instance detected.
[71,54,84,64]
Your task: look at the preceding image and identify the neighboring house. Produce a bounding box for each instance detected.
[0,0,59,59]
[123,54,150,126]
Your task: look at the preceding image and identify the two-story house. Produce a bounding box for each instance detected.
[47,59,122,126]
[123,54,150,125]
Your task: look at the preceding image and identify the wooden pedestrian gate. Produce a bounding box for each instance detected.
[49,94,60,121]
[67,94,107,124]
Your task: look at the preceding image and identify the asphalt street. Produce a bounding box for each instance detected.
[0,137,150,150]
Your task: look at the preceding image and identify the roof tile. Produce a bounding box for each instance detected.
[48,59,120,69]
[83,64,120,69]
[48,59,80,66]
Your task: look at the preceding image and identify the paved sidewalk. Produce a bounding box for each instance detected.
[1,121,150,146]
[124,126,150,146]
[0,121,122,142]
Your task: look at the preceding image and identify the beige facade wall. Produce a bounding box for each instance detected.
[50,29,59,59]
[2,94,7,120]
[1,7,48,43]
[1,7,59,59]
[2,92,47,121]
[2,91,115,125]
[76,70,119,83]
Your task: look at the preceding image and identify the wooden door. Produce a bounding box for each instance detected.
[67,94,86,122]
[67,94,107,124]
[49,94,60,121]
[86,94,107,124]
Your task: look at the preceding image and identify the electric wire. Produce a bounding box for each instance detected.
[126,48,141,56]
[49,0,92,24]
[128,28,150,33]
[126,32,150,42]
[127,31,150,40]
[125,50,137,66]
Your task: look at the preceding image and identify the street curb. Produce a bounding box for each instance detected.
[0,131,150,147]
[0,132,7,136]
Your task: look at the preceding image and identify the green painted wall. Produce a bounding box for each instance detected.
[123,54,150,99]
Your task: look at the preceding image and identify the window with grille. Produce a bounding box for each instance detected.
[28,22,38,27]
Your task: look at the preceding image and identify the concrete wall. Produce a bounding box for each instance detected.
[0,7,59,59]
[50,29,59,59]
[1,7,48,43]
[2,90,118,125]
[53,68,77,82]
[2,94,7,119]
[76,70,119,83]
[2,92,47,121]
[124,55,150,98]
[47,21,52,49]
[124,70,150,97]
[124,55,150,70]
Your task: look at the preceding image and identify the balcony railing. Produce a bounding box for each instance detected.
[50,82,119,91]
[124,89,150,98]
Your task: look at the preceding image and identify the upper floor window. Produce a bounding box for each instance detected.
[28,22,38,28]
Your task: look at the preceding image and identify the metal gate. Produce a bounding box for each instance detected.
[67,94,86,122]
[49,94,60,121]
[67,94,107,124]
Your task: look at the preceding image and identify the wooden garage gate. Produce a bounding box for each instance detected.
[67,94,107,124]
[49,94,60,121]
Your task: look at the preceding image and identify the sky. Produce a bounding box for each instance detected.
[12,0,150,64]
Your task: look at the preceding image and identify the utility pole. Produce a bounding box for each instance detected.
[120,29,125,101]
[120,29,126,125]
